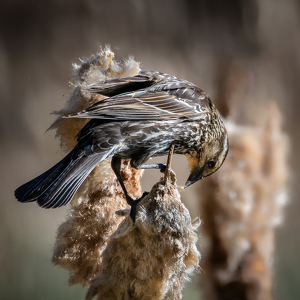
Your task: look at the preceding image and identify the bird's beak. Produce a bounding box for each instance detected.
[184,166,204,189]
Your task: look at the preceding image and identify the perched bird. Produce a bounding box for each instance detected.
[15,71,228,211]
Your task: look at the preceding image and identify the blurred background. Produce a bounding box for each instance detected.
[1,0,299,299]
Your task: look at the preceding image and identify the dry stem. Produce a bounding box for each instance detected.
[164,144,175,184]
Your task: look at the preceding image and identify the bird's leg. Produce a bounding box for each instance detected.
[111,156,134,206]
[139,145,175,180]
[111,156,148,221]
[139,163,167,173]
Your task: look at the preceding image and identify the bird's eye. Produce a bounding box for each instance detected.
[207,160,216,168]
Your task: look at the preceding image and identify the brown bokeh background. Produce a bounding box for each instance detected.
[1,0,299,299]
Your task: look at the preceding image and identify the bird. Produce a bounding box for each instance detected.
[15,70,228,214]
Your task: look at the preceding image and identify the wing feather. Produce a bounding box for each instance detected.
[66,71,213,121]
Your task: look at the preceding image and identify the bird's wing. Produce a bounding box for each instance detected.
[67,84,212,121]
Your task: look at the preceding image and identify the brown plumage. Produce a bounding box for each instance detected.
[14,71,228,217]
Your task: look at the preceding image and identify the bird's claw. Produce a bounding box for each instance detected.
[159,164,174,173]
[141,191,149,198]
[129,199,141,222]
[129,191,149,222]
[160,166,174,174]
[159,164,167,173]
[126,195,135,206]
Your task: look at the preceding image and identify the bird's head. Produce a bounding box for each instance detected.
[184,132,228,188]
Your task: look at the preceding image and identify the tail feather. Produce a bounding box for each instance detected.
[37,154,101,208]
[14,153,73,203]
[14,150,103,208]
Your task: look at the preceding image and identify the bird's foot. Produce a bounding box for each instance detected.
[159,164,167,173]
[156,164,175,174]
[140,191,149,199]
[159,165,175,174]
[125,195,135,206]
[129,191,149,222]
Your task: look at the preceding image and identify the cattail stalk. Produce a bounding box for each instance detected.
[199,68,289,300]
[86,170,200,300]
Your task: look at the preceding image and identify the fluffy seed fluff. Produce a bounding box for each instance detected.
[52,158,142,286]
[86,171,200,300]
[50,45,141,151]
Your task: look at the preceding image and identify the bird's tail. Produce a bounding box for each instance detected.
[14,149,103,208]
